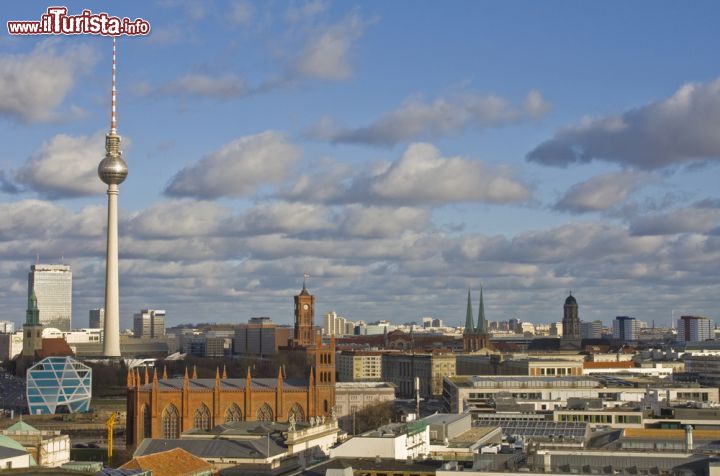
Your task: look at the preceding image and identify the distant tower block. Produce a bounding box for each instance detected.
[98,38,128,358]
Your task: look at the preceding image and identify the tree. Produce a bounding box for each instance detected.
[353,401,394,434]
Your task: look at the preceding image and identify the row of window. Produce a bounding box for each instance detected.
[141,401,309,439]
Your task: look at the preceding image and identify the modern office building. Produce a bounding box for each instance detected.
[133,309,166,338]
[581,320,602,339]
[28,264,72,331]
[26,356,92,414]
[234,317,280,356]
[613,316,639,342]
[88,308,104,329]
[0,321,14,334]
[677,316,714,342]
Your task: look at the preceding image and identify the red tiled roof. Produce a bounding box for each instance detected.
[120,447,213,476]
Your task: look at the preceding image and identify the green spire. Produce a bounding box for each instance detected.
[25,289,40,326]
[475,286,487,334]
[464,288,475,334]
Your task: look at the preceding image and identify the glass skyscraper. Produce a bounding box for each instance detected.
[26,356,92,414]
[28,264,72,331]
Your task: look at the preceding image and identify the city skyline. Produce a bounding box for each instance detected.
[1,2,719,328]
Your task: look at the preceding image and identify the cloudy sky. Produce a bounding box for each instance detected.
[1,1,719,330]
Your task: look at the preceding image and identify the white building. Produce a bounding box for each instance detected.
[0,420,70,467]
[329,420,429,460]
[677,316,714,342]
[365,320,394,335]
[28,264,72,331]
[0,321,14,334]
[42,328,102,345]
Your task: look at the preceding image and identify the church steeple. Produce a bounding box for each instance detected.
[463,288,475,334]
[475,286,487,334]
[25,289,40,326]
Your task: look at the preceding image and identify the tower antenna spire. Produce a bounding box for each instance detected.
[110,37,117,134]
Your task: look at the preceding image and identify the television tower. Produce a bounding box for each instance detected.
[98,38,128,358]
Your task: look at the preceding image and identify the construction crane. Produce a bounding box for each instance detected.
[106,411,120,464]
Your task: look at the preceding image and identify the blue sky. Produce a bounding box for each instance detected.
[1,1,719,330]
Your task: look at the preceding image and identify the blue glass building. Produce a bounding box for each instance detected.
[26,356,92,414]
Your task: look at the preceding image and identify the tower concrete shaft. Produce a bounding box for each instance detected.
[102,183,121,357]
[99,38,127,358]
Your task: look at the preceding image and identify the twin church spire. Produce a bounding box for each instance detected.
[464,286,487,335]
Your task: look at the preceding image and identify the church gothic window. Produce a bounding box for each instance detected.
[257,403,273,421]
[225,403,242,422]
[162,404,180,439]
[288,403,305,422]
[194,403,211,430]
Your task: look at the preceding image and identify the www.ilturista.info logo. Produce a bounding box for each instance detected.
[7,7,151,36]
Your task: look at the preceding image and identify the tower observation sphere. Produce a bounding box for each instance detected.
[98,137,128,185]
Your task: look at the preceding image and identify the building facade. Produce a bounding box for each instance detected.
[677,316,714,342]
[382,352,456,398]
[126,284,336,447]
[26,357,92,414]
[613,316,639,342]
[88,308,104,329]
[336,351,383,382]
[234,317,279,356]
[28,264,72,331]
[581,320,602,339]
[133,309,166,338]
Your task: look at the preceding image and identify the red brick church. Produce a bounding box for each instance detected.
[125,283,336,446]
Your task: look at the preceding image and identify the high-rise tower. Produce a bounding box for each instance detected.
[98,38,128,358]
[28,264,72,331]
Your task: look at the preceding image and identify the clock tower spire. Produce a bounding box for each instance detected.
[293,274,315,347]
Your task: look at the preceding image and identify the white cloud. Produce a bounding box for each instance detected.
[14,131,107,199]
[555,171,653,213]
[370,143,531,205]
[528,78,720,168]
[630,204,720,236]
[312,90,551,146]
[0,41,96,122]
[293,11,368,80]
[337,205,430,238]
[165,131,302,199]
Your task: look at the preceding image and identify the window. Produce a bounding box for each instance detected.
[194,403,211,430]
[289,403,305,422]
[323,399,329,413]
[257,403,274,421]
[162,404,180,439]
[225,403,242,422]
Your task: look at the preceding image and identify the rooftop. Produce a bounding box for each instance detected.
[121,447,213,476]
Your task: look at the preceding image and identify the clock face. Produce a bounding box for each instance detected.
[303,304,309,310]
